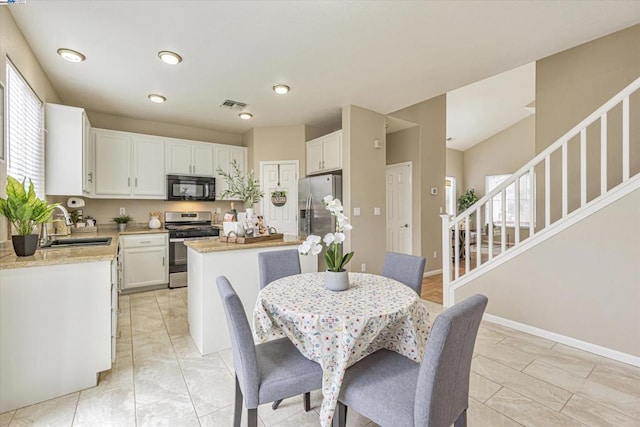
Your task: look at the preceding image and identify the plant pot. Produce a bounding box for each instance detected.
[324,270,349,291]
[118,223,127,232]
[12,234,39,257]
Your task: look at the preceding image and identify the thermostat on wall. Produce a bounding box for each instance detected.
[430,188,438,195]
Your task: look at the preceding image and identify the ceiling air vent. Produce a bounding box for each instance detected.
[220,99,248,110]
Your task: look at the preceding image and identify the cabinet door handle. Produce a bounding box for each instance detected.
[139,240,152,244]
[128,177,131,187]
[318,161,321,170]
[135,177,138,187]
[88,172,93,183]
[162,256,165,266]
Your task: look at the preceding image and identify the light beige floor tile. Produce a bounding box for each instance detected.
[131,329,174,362]
[524,359,640,419]
[468,397,523,427]
[199,404,267,427]
[589,362,640,398]
[422,300,444,317]
[499,337,596,377]
[561,394,640,426]
[178,355,236,416]
[72,386,135,427]
[599,357,640,379]
[474,340,534,371]
[480,322,556,348]
[257,396,316,426]
[9,393,78,427]
[485,388,581,426]
[136,393,199,427]
[218,347,235,373]
[470,372,502,403]
[269,408,322,427]
[170,334,204,360]
[472,355,571,411]
[0,411,15,426]
[551,343,603,365]
[477,325,509,344]
[79,365,133,401]
[133,354,190,408]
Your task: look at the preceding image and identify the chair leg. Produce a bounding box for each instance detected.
[454,409,467,427]
[303,392,311,411]
[272,399,283,410]
[333,401,347,427]
[247,408,258,427]
[233,376,242,427]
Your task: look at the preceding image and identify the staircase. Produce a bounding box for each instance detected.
[441,76,640,307]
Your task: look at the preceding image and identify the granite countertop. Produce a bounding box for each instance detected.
[185,236,302,253]
[0,226,168,270]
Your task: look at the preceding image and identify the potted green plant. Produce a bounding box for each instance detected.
[0,176,59,256]
[457,188,479,214]
[113,214,133,232]
[217,159,264,216]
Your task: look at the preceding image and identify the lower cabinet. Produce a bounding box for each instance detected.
[121,234,168,291]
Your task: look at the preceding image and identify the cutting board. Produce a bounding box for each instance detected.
[219,233,284,244]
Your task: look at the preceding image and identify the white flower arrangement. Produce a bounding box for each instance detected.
[299,195,354,272]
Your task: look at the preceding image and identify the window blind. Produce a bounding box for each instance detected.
[6,60,45,198]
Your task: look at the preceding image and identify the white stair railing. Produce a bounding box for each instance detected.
[442,76,640,302]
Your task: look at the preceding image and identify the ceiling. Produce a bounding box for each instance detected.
[8,1,640,140]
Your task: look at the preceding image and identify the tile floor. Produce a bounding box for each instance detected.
[2,288,639,427]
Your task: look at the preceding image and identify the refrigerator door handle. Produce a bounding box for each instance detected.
[306,194,312,235]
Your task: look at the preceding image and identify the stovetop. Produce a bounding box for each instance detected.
[164,211,218,238]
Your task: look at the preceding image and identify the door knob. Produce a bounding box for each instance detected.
[401,224,409,228]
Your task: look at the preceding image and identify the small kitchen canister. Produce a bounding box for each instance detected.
[148,216,161,229]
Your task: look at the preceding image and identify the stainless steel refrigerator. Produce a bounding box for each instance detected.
[298,174,342,238]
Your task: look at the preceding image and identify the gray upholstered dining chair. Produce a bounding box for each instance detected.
[217,276,323,427]
[381,252,426,295]
[332,294,488,427]
[257,248,304,410]
[258,249,301,289]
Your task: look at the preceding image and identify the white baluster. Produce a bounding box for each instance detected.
[601,113,608,195]
[562,142,568,218]
[623,96,630,182]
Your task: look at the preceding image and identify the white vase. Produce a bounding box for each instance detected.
[245,207,254,219]
[324,270,350,291]
[148,216,161,229]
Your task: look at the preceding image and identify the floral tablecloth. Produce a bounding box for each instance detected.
[253,272,431,427]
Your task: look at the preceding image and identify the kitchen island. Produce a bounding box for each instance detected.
[185,237,317,355]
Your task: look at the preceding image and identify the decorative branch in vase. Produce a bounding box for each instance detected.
[217,159,264,212]
[299,196,353,291]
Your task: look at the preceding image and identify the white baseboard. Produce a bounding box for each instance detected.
[423,269,442,278]
[483,313,640,368]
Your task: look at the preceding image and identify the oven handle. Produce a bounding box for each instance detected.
[169,236,217,243]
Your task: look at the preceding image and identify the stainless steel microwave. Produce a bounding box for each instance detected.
[166,175,216,201]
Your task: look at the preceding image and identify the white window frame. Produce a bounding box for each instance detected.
[6,59,45,198]
[445,176,456,216]
[485,173,533,227]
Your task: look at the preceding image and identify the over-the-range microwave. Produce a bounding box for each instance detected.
[166,175,216,201]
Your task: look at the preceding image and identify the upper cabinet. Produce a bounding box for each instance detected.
[165,140,214,176]
[306,130,342,175]
[45,103,93,196]
[213,145,247,200]
[93,129,165,199]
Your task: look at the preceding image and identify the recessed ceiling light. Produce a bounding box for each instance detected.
[158,51,182,65]
[148,94,166,103]
[272,84,290,95]
[57,48,86,63]
[239,112,253,120]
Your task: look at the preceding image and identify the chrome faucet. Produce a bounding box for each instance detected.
[39,205,74,246]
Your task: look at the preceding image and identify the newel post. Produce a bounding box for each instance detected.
[440,214,452,306]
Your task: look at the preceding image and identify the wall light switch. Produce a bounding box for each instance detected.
[119,207,126,215]
[353,207,361,216]
[374,207,381,216]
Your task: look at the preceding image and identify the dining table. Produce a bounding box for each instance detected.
[253,271,431,427]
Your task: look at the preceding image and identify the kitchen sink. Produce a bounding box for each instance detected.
[39,236,112,249]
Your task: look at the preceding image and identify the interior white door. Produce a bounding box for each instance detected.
[260,161,298,236]
[386,162,412,254]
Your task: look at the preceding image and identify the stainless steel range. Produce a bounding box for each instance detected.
[165,211,219,288]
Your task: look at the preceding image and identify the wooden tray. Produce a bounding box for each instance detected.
[219,233,284,244]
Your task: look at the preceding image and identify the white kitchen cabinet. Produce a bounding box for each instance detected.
[306,130,342,175]
[121,233,168,291]
[45,103,93,196]
[165,139,214,176]
[93,129,165,198]
[214,144,248,199]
